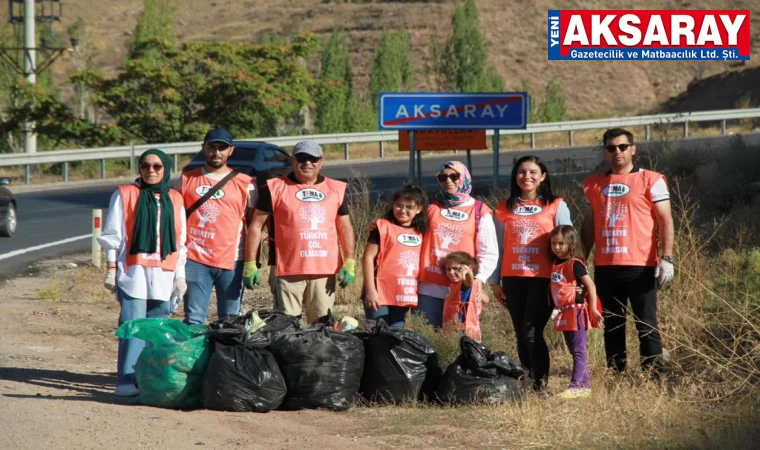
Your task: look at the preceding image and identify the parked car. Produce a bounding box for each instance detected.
[182,140,291,185]
[0,177,17,237]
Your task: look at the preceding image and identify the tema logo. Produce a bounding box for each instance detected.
[440,208,469,222]
[551,272,564,283]
[397,234,422,247]
[603,183,630,198]
[295,189,325,202]
[194,185,225,200]
[514,205,543,216]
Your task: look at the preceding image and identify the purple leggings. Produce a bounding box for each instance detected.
[563,309,590,389]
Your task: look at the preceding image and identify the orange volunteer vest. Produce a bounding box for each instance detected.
[442,281,483,342]
[181,168,252,270]
[496,198,561,278]
[372,218,423,308]
[549,258,601,332]
[269,175,346,277]
[584,169,665,267]
[419,200,493,287]
[119,184,183,270]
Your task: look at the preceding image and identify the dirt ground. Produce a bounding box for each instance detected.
[0,254,446,450]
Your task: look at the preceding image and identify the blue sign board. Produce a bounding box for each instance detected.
[379,92,528,130]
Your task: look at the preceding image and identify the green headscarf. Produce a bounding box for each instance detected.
[129,149,177,261]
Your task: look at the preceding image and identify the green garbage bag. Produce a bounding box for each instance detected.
[115,318,210,409]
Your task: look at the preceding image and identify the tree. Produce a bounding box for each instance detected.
[521,80,541,124]
[438,0,503,92]
[398,250,419,276]
[369,30,413,109]
[129,0,176,60]
[435,223,464,249]
[541,79,567,122]
[512,219,540,244]
[315,29,351,134]
[83,35,318,143]
[196,202,221,228]
[603,202,627,227]
[299,203,327,229]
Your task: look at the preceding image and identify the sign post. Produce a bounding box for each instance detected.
[379,92,528,185]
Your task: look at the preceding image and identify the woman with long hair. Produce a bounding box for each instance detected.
[490,155,573,392]
[98,149,188,397]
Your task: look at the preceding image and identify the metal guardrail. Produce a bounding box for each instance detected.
[2,107,759,184]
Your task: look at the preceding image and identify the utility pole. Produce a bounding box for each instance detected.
[0,0,72,155]
[23,0,37,154]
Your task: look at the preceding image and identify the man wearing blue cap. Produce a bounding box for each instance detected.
[243,140,356,324]
[178,128,256,324]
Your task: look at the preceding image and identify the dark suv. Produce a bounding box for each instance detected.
[182,141,291,185]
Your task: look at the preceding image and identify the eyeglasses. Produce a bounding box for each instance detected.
[604,143,632,153]
[294,153,322,164]
[436,173,461,182]
[140,163,164,172]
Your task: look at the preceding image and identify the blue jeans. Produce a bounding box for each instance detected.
[117,289,170,386]
[365,305,409,329]
[184,259,244,325]
[416,294,445,328]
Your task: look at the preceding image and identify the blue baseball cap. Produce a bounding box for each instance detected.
[203,128,234,146]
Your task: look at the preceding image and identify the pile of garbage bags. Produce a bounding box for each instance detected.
[114,312,529,412]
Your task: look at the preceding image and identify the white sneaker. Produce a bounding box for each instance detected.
[115,384,139,397]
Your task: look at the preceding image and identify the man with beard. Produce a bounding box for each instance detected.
[178,128,256,324]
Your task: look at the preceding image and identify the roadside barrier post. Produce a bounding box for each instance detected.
[92,209,102,268]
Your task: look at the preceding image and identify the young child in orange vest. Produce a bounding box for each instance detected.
[363,185,428,329]
[548,225,604,399]
[442,251,485,341]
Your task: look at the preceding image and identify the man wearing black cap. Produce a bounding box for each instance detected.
[243,140,356,324]
[179,128,256,325]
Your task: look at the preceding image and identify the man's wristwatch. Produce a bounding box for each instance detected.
[661,256,675,265]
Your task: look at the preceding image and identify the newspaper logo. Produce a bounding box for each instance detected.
[548,10,751,60]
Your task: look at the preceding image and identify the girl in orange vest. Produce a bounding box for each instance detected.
[98,149,187,397]
[363,185,428,329]
[490,155,573,392]
[548,225,603,399]
[441,251,483,341]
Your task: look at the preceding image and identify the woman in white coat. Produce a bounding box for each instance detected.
[98,149,187,397]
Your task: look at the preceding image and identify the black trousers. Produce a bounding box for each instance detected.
[594,266,663,372]
[502,276,553,389]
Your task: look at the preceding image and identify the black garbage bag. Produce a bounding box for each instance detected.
[270,325,364,411]
[206,310,301,346]
[201,342,287,412]
[357,320,441,403]
[248,310,302,346]
[436,336,531,405]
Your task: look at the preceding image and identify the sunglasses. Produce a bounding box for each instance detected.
[294,153,322,164]
[604,143,632,153]
[437,173,461,182]
[140,163,164,171]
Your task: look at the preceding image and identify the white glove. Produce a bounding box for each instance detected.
[654,259,674,287]
[172,277,187,299]
[103,268,117,293]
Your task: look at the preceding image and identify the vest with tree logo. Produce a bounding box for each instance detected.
[496,198,561,278]
[584,170,665,267]
[419,199,492,287]
[269,176,346,277]
[181,168,251,270]
[373,218,423,308]
[119,184,183,270]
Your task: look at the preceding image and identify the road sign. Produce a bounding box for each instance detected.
[398,130,487,151]
[379,92,528,130]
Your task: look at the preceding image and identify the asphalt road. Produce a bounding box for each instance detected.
[1,132,756,279]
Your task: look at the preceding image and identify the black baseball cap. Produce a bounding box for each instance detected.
[203,128,234,146]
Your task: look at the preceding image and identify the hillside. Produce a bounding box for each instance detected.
[33,0,760,119]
